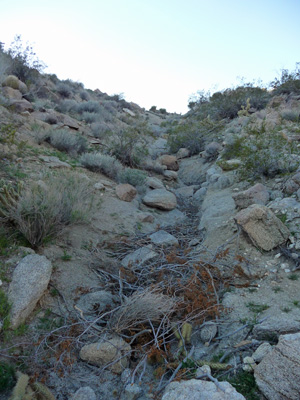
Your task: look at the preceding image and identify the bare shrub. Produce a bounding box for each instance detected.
[108,288,177,333]
[3,171,93,248]
[56,82,72,98]
[48,129,88,155]
[80,152,122,179]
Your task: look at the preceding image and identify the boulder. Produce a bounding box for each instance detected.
[252,342,272,363]
[176,148,189,159]
[233,183,270,209]
[121,246,159,268]
[2,75,27,93]
[158,155,179,171]
[143,189,177,210]
[193,187,207,203]
[71,387,96,400]
[162,379,246,400]
[254,332,300,400]
[149,230,179,247]
[235,204,290,251]
[39,155,71,169]
[148,138,168,158]
[203,142,222,160]
[80,336,131,374]
[8,255,52,328]
[146,177,164,189]
[163,170,178,180]
[9,99,33,113]
[116,184,137,202]
[2,86,23,100]
[284,172,300,194]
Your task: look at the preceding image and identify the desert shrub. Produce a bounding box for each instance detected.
[190,86,270,120]
[80,152,122,179]
[108,288,176,333]
[118,168,147,187]
[5,35,46,82]
[281,109,300,122]
[221,129,298,180]
[91,122,111,139]
[0,289,11,331]
[271,64,300,95]
[81,111,98,124]
[56,82,72,98]
[102,100,118,114]
[1,171,93,248]
[48,129,88,155]
[77,101,100,114]
[109,124,149,167]
[167,117,224,155]
[150,105,157,112]
[56,99,78,114]
[80,90,89,101]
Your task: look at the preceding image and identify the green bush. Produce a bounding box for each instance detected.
[2,171,93,248]
[77,101,100,114]
[167,117,223,155]
[190,85,270,120]
[118,168,147,187]
[271,64,300,95]
[48,129,88,155]
[108,124,149,167]
[0,362,15,392]
[80,152,122,179]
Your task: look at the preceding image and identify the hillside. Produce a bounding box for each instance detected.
[0,43,300,400]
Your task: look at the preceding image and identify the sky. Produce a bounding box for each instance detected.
[0,0,299,113]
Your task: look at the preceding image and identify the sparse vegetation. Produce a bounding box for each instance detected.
[47,129,88,155]
[118,168,147,187]
[0,171,93,248]
[80,152,122,179]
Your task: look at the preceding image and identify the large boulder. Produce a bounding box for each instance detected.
[79,336,131,374]
[233,183,270,209]
[235,204,290,251]
[254,332,300,400]
[2,75,28,93]
[9,99,34,113]
[143,189,177,210]
[8,255,52,328]
[162,379,245,400]
[2,86,23,100]
[115,184,137,202]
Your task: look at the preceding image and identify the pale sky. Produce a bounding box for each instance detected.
[0,0,299,113]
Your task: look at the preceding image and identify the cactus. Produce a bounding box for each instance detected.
[32,382,56,400]
[9,372,29,400]
[172,322,193,357]
[9,372,56,400]
[0,180,23,218]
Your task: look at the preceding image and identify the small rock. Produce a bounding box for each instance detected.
[121,246,159,268]
[94,182,105,190]
[242,356,255,371]
[80,336,131,374]
[146,177,164,190]
[125,383,143,400]
[233,183,270,209]
[137,212,154,223]
[121,368,132,384]
[149,230,179,247]
[158,155,179,171]
[252,342,272,363]
[176,148,189,159]
[71,387,96,400]
[195,365,211,378]
[116,184,137,202]
[193,187,207,203]
[163,170,178,180]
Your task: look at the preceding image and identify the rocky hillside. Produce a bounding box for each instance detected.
[0,44,300,400]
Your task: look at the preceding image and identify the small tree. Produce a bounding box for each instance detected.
[6,35,46,81]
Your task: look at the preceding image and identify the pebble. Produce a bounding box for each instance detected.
[274,253,281,259]
[285,269,291,273]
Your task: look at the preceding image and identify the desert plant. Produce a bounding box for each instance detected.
[77,100,100,114]
[81,111,98,124]
[108,124,149,167]
[56,82,72,98]
[0,362,15,392]
[0,289,11,331]
[5,35,46,82]
[55,99,79,114]
[47,129,88,155]
[79,90,89,101]
[80,152,122,179]
[271,64,300,95]
[281,109,300,122]
[2,171,93,248]
[108,288,176,333]
[90,122,111,139]
[118,168,147,187]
